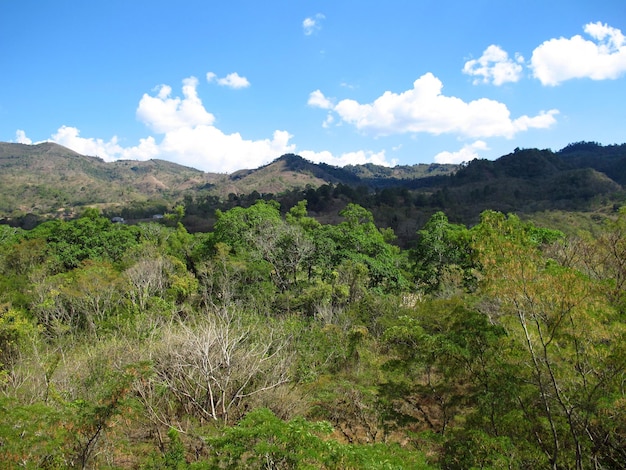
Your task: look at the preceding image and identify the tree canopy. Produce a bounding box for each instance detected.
[0,203,625,468]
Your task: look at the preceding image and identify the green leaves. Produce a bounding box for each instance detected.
[411,211,473,294]
[0,306,38,369]
[470,209,626,468]
[29,215,140,271]
[205,408,434,469]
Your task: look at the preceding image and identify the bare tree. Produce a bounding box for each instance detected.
[250,221,314,292]
[146,307,291,424]
[125,256,173,312]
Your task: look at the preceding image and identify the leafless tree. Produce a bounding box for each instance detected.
[125,256,173,312]
[145,307,291,424]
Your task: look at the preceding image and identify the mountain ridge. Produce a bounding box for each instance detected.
[0,141,624,234]
[0,141,457,217]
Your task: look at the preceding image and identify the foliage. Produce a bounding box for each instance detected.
[470,209,626,469]
[204,407,434,469]
[312,203,409,292]
[0,198,626,469]
[28,214,140,271]
[0,398,71,469]
[410,211,474,294]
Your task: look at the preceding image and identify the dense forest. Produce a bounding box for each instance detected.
[1,196,626,468]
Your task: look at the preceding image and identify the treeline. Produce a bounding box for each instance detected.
[1,201,626,468]
[104,146,626,245]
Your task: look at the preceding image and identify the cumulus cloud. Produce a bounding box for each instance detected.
[531,22,626,85]
[38,76,396,172]
[51,126,160,162]
[434,141,488,164]
[207,71,251,89]
[15,129,32,144]
[311,73,558,138]
[463,45,524,85]
[136,77,215,133]
[307,89,334,109]
[47,123,296,173]
[300,149,396,167]
[303,13,325,36]
[152,127,296,173]
[32,77,293,172]
[133,77,296,171]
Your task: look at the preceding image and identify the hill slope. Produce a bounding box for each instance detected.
[0,142,217,217]
[0,141,624,233]
[0,142,457,219]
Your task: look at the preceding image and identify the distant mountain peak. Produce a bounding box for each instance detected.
[0,141,83,159]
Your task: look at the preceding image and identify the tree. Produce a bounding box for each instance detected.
[314,204,408,293]
[29,216,139,271]
[410,211,473,294]
[210,201,315,293]
[57,260,122,334]
[471,210,626,469]
[0,305,37,373]
[147,309,291,424]
[204,407,435,469]
[211,200,282,256]
[127,256,173,313]
[381,298,509,441]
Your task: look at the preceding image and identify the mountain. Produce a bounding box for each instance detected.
[557,141,626,185]
[0,141,624,234]
[219,153,361,195]
[416,146,623,226]
[0,142,457,220]
[0,142,216,218]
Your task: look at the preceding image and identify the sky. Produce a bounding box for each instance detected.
[1,1,625,173]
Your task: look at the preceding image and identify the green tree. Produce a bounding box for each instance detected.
[29,216,140,271]
[410,211,473,294]
[211,200,282,256]
[204,407,434,469]
[313,204,408,293]
[0,305,38,373]
[471,210,626,469]
[211,201,315,293]
[57,260,122,334]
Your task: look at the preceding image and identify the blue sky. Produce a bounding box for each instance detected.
[1,1,625,173]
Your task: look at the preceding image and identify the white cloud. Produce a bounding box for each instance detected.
[303,13,325,36]
[312,73,558,138]
[136,77,215,133]
[322,113,334,129]
[531,22,626,86]
[18,75,396,172]
[42,78,296,173]
[51,126,160,162]
[207,71,250,89]
[434,141,488,164]
[48,124,294,174]
[15,129,32,144]
[45,119,392,172]
[51,125,122,159]
[155,127,295,173]
[307,89,334,109]
[300,149,396,167]
[463,45,524,85]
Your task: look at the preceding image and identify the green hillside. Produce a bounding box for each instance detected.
[1,141,625,240]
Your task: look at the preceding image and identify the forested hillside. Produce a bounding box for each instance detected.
[1,199,626,468]
[3,141,625,241]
